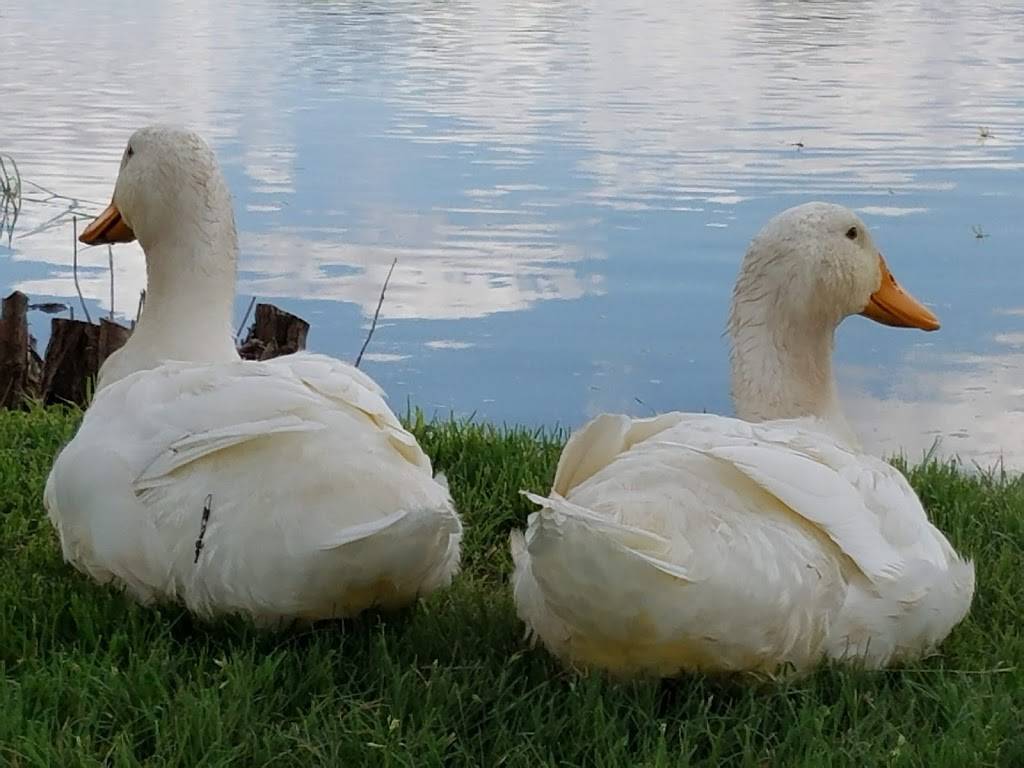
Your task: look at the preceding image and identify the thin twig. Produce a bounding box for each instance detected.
[355,258,398,369]
[634,396,657,416]
[108,245,115,321]
[193,494,213,564]
[0,152,21,247]
[21,178,105,208]
[235,296,257,343]
[72,216,92,324]
[0,157,101,245]
[133,289,145,329]
[17,201,99,239]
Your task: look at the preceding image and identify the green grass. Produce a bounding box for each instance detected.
[1,407,1022,767]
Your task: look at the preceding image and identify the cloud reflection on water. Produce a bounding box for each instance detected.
[3,0,1024,469]
[846,344,1024,472]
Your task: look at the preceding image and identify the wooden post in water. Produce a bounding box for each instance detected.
[0,291,43,408]
[0,297,306,409]
[41,318,131,407]
[237,303,309,361]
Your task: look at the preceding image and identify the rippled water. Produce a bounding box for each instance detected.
[3,0,1024,468]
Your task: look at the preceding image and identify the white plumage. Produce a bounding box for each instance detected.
[512,203,974,676]
[44,127,461,624]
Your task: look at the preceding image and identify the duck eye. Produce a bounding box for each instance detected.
[126,145,134,160]
[845,226,858,240]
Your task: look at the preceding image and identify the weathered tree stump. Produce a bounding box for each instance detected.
[237,303,309,361]
[41,318,131,407]
[2,298,307,408]
[0,291,43,408]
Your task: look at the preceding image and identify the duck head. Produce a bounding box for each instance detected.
[80,125,236,259]
[78,126,241,388]
[728,202,940,442]
[732,202,938,335]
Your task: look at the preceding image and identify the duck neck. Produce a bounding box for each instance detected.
[728,300,859,448]
[123,227,240,372]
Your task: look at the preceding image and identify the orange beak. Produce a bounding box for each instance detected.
[860,254,940,331]
[79,200,136,245]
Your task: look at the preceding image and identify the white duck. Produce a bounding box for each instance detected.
[44,126,462,624]
[511,203,974,676]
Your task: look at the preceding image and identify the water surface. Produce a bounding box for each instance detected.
[3,0,1024,468]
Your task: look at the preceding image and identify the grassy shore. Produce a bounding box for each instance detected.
[1,407,1021,767]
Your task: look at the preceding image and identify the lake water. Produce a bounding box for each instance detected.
[3,0,1024,469]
